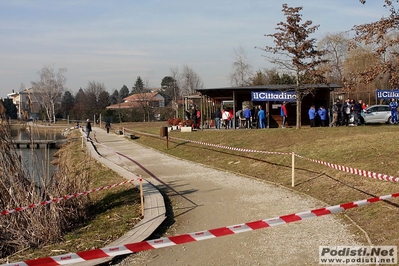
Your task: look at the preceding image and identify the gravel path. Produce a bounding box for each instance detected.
[93,128,360,265]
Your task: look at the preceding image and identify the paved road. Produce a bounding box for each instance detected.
[92,127,360,265]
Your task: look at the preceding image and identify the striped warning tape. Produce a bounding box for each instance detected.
[123,127,399,183]
[169,136,291,155]
[4,191,398,266]
[0,179,135,216]
[294,154,399,183]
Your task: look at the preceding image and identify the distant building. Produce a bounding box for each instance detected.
[106,92,165,109]
[7,89,42,120]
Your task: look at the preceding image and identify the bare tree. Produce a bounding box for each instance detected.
[318,32,351,84]
[354,0,399,88]
[180,65,205,96]
[31,65,66,123]
[229,46,254,86]
[257,4,327,129]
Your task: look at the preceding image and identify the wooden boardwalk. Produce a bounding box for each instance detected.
[12,139,67,149]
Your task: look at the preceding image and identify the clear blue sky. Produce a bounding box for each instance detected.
[0,0,390,97]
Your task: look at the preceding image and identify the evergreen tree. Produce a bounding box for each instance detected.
[132,76,145,94]
[119,85,129,99]
[60,91,75,118]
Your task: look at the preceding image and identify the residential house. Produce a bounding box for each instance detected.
[7,89,42,120]
[106,91,165,120]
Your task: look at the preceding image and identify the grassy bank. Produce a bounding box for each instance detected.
[117,121,399,247]
[2,129,142,263]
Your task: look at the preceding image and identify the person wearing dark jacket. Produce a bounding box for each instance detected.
[214,108,222,130]
[342,98,352,126]
[352,99,362,126]
[85,119,92,140]
[105,120,111,133]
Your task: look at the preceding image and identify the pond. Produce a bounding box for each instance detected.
[11,125,65,185]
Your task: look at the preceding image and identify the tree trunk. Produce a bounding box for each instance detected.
[296,92,301,129]
[295,68,301,129]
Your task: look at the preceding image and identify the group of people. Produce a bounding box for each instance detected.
[310,98,368,127]
[84,119,112,141]
[213,105,267,130]
[185,106,201,129]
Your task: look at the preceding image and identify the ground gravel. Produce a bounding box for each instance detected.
[94,129,361,266]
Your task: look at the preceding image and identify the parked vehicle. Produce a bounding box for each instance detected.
[360,105,393,124]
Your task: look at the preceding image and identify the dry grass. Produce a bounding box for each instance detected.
[1,127,141,263]
[120,121,399,247]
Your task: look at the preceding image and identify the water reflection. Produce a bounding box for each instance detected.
[11,126,64,185]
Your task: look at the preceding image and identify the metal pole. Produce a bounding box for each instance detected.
[291,152,295,187]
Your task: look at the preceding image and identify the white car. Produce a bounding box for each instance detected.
[360,105,393,124]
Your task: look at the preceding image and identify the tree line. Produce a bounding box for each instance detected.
[2,1,397,127]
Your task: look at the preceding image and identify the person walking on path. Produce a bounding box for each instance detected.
[258,106,266,129]
[389,98,398,124]
[308,105,316,127]
[85,119,92,140]
[280,101,287,128]
[105,120,111,133]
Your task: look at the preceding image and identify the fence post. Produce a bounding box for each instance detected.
[139,176,144,217]
[292,152,295,187]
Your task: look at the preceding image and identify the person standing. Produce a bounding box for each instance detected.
[353,99,362,126]
[222,109,230,129]
[191,106,197,129]
[195,107,201,129]
[318,106,328,127]
[105,120,111,133]
[235,109,242,128]
[185,109,191,120]
[254,105,260,128]
[308,105,316,127]
[243,106,252,129]
[389,98,398,124]
[329,100,340,127]
[85,119,92,140]
[280,101,287,128]
[214,108,222,130]
[258,106,266,129]
[342,98,352,126]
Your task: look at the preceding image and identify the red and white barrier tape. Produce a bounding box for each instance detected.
[122,128,289,155]
[170,136,291,156]
[294,154,399,183]
[123,128,399,183]
[0,180,135,216]
[4,191,398,266]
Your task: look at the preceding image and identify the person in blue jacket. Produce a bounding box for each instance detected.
[318,106,328,127]
[243,106,252,129]
[389,98,398,124]
[258,105,266,129]
[308,105,316,127]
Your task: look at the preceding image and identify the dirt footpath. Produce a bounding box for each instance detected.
[93,129,361,265]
